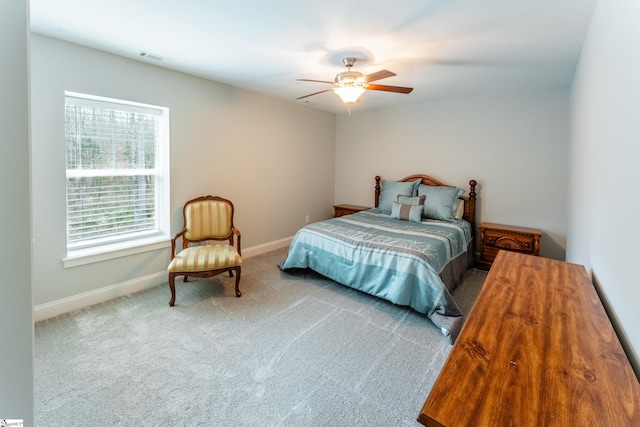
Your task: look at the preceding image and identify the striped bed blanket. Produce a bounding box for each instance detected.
[279,209,473,342]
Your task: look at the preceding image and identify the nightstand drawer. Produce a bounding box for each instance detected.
[483,230,536,254]
[478,222,542,270]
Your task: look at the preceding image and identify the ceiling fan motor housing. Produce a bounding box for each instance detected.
[335,71,364,85]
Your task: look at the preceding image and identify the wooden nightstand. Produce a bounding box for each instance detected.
[333,204,369,217]
[478,222,542,270]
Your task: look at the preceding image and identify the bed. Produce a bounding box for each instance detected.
[279,174,478,343]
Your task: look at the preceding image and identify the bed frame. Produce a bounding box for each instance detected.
[374,174,477,231]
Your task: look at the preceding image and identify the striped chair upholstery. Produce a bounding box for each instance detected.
[167,196,242,306]
[168,244,241,273]
[184,199,233,241]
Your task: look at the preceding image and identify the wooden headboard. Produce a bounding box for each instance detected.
[374,174,477,231]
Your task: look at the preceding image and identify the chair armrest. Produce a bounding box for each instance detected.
[170,229,187,259]
[232,226,241,256]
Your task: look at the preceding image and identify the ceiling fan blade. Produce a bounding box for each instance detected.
[363,70,396,83]
[296,78,334,84]
[296,89,333,100]
[366,84,413,94]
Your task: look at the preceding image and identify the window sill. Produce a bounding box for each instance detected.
[63,235,171,268]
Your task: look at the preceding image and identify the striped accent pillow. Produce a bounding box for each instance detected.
[168,244,242,273]
[391,202,423,223]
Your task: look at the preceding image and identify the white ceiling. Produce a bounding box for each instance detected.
[29,0,598,114]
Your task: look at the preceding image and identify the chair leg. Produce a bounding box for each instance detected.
[169,273,177,306]
[234,267,241,297]
[228,271,233,278]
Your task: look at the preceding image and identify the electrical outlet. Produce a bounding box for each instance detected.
[305,215,310,224]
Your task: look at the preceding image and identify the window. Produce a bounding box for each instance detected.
[64,92,170,267]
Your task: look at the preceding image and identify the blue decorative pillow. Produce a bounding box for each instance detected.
[378,180,420,213]
[417,185,463,221]
[397,194,426,205]
[391,202,423,223]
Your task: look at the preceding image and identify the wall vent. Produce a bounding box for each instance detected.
[139,52,168,61]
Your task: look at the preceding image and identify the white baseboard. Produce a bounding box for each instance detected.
[241,236,292,258]
[33,271,167,322]
[33,237,293,322]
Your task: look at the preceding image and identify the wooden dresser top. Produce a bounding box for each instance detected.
[480,222,542,236]
[418,251,640,426]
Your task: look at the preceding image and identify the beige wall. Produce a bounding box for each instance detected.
[569,0,640,372]
[30,34,335,315]
[334,86,571,261]
[0,0,34,423]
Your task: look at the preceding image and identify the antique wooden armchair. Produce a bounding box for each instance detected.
[167,195,242,306]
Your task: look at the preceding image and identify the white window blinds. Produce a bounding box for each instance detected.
[65,93,168,249]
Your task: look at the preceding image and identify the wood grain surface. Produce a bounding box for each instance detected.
[418,251,640,426]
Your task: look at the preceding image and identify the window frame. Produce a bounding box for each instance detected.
[62,91,171,268]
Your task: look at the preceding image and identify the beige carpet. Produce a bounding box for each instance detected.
[35,247,486,426]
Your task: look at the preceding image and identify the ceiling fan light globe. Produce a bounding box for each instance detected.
[334,85,366,104]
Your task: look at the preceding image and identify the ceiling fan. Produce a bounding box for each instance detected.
[296,57,414,105]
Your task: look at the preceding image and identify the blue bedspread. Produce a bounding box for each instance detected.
[279,209,473,342]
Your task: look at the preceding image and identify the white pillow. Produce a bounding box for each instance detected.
[454,199,465,219]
